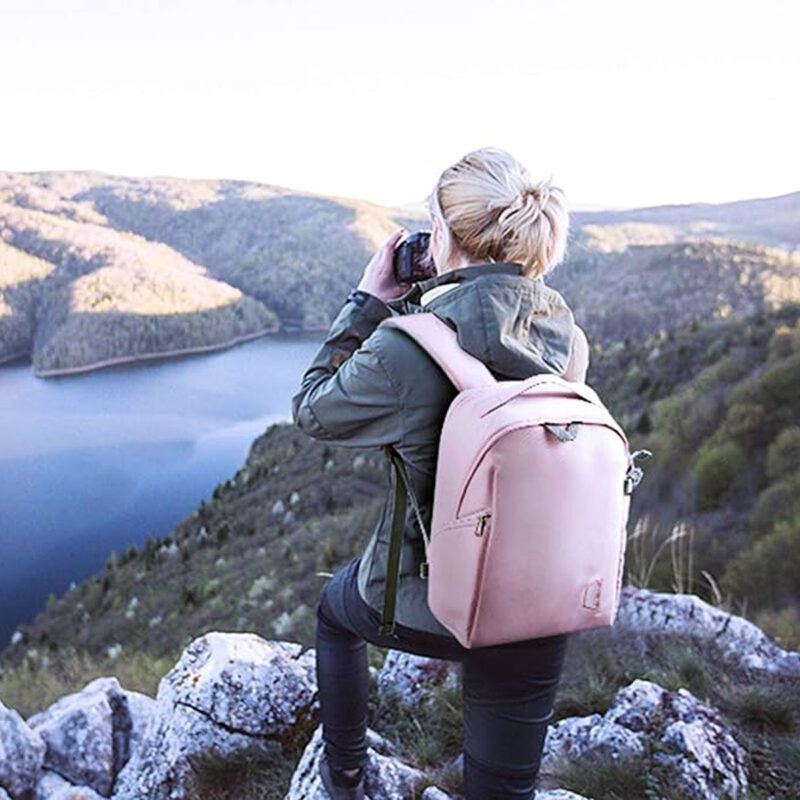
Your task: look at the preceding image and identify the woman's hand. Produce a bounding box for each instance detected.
[356,228,413,302]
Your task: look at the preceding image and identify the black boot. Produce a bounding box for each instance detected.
[319,752,366,800]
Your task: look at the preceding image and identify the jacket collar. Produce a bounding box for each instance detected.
[386,262,524,313]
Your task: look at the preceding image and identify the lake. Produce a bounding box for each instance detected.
[0,334,323,647]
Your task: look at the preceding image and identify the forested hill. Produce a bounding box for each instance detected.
[1,170,799,376]
[0,171,416,375]
[576,190,800,252]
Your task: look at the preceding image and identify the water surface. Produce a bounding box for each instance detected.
[0,334,323,646]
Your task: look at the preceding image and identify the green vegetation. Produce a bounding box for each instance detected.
[693,441,748,511]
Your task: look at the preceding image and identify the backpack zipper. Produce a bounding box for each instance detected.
[475,512,491,537]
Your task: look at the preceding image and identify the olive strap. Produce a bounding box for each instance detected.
[379,446,408,637]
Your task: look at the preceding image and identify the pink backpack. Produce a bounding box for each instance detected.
[376,312,651,647]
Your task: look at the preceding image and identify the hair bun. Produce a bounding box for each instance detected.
[522,183,551,214]
[429,147,569,279]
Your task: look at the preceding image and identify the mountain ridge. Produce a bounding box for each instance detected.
[2,170,799,375]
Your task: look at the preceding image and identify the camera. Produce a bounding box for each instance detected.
[393,230,436,284]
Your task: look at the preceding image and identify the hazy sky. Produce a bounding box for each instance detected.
[1,0,798,210]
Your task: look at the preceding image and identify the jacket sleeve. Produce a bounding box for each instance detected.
[291,292,405,449]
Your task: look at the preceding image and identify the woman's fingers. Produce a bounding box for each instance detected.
[356,228,410,299]
[384,228,407,256]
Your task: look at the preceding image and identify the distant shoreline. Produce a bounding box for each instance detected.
[0,350,30,366]
[33,327,281,378]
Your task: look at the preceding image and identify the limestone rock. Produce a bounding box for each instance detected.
[603,677,665,731]
[652,692,748,798]
[0,698,46,799]
[26,676,132,797]
[541,679,748,799]
[112,632,318,800]
[35,769,104,800]
[285,724,424,800]
[124,691,157,761]
[421,788,452,800]
[617,586,800,677]
[543,713,645,763]
[377,651,459,705]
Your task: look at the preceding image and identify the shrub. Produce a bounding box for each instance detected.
[753,605,800,651]
[749,474,800,537]
[767,323,800,363]
[693,441,747,511]
[759,351,800,407]
[717,401,772,451]
[766,428,800,481]
[721,515,800,608]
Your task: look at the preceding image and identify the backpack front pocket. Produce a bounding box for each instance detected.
[427,509,492,647]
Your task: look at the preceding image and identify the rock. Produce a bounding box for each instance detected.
[289,491,300,505]
[9,631,23,646]
[541,679,748,799]
[617,586,800,677]
[421,788,451,800]
[161,542,180,561]
[366,728,398,757]
[285,724,424,800]
[652,688,748,798]
[0,698,46,799]
[377,651,459,705]
[603,678,665,731]
[112,632,318,800]
[35,769,103,799]
[535,792,592,800]
[26,676,133,797]
[105,644,122,662]
[124,691,157,761]
[271,499,286,515]
[542,713,645,764]
[0,786,9,800]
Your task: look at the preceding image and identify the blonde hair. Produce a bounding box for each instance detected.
[426,147,569,279]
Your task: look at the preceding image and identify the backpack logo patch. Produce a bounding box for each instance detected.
[583,579,603,610]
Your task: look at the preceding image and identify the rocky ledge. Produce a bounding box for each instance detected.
[1,587,797,800]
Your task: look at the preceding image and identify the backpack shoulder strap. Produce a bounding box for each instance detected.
[379,312,496,391]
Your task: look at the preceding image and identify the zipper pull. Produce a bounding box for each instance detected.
[475,512,491,537]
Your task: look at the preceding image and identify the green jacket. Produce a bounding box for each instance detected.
[291,261,578,638]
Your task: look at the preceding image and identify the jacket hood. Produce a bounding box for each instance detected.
[386,262,576,380]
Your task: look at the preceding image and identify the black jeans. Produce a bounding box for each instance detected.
[316,558,569,800]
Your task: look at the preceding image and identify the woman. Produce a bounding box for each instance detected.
[291,147,589,800]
